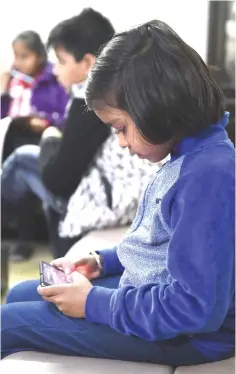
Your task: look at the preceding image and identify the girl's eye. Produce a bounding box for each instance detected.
[115,128,125,135]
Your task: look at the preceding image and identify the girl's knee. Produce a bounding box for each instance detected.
[6,279,40,303]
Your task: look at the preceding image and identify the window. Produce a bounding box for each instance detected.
[207,1,235,144]
[208,1,235,87]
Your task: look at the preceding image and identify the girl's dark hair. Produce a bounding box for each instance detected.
[86,20,225,144]
[13,31,47,62]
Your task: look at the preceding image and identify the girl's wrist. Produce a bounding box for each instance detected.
[90,251,104,274]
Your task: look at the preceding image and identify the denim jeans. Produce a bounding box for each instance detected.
[1,277,210,366]
[1,145,67,256]
[1,144,66,215]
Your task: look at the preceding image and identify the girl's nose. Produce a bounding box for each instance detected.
[118,132,128,148]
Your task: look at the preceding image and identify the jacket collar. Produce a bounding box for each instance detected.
[171,112,230,161]
[36,62,55,84]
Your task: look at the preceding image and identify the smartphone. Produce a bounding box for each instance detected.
[39,261,71,287]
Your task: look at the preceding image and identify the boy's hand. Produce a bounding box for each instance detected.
[41,126,62,140]
[51,255,102,280]
[37,272,93,318]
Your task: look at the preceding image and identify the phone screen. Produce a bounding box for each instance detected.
[40,261,70,286]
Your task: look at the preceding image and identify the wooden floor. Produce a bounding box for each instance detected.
[2,244,52,302]
[9,244,52,289]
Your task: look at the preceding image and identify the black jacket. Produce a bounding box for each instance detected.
[39,98,110,199]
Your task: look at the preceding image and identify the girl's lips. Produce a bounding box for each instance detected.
[129,151,145,159]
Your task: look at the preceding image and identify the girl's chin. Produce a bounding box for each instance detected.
[144,154,163,163]
[130,152,159,162]
[137,154,146,159]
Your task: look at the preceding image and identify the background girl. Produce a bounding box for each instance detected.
[1,30,68,160]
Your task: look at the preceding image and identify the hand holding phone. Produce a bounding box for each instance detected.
[37,262,93,318]
[39,261,71,287]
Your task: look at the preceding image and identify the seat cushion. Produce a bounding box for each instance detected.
[0,352,174,374]
[65,227,128,261]
[175,357,235,374]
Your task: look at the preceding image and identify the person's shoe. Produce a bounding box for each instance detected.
[10,242,34,262]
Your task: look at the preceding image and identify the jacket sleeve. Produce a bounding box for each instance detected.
[43,85,69,129]
[40,98,110,199]
[97,247,124,276]
[85,163,235,341]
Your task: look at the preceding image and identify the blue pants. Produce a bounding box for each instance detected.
[1,144,66,214]
[1,277,209,366]
[1,145,68,256]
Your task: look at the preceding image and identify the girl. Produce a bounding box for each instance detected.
[1,30,68,160]
[1,20,235,367]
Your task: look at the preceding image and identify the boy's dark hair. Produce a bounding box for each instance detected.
[13,31,47,62]
[47,8,115,61]
[86,20,225,144]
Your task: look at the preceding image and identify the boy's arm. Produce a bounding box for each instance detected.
[85,163,235,341]
[43,87,69,129]
[40,98,110,199]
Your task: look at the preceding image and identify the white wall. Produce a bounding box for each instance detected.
[0,0,209,69]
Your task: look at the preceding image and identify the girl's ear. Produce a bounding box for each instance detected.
[83,53,96,72]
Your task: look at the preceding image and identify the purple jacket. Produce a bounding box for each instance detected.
[1,62,69,130]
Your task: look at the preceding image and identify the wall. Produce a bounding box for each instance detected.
[0,0,209,69]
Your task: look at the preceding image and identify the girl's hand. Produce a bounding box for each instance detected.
[37,271,93,318]
[50,257,76,275]
[51,255,102,280]
[1,71,11,93]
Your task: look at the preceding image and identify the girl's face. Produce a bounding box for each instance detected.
[13,41,42,76]
[95,107,173,163]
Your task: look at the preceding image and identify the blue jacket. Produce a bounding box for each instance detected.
[85,113,235,360]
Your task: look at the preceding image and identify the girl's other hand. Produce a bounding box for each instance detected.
[1,71,11,93]
[51,255,102,280]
